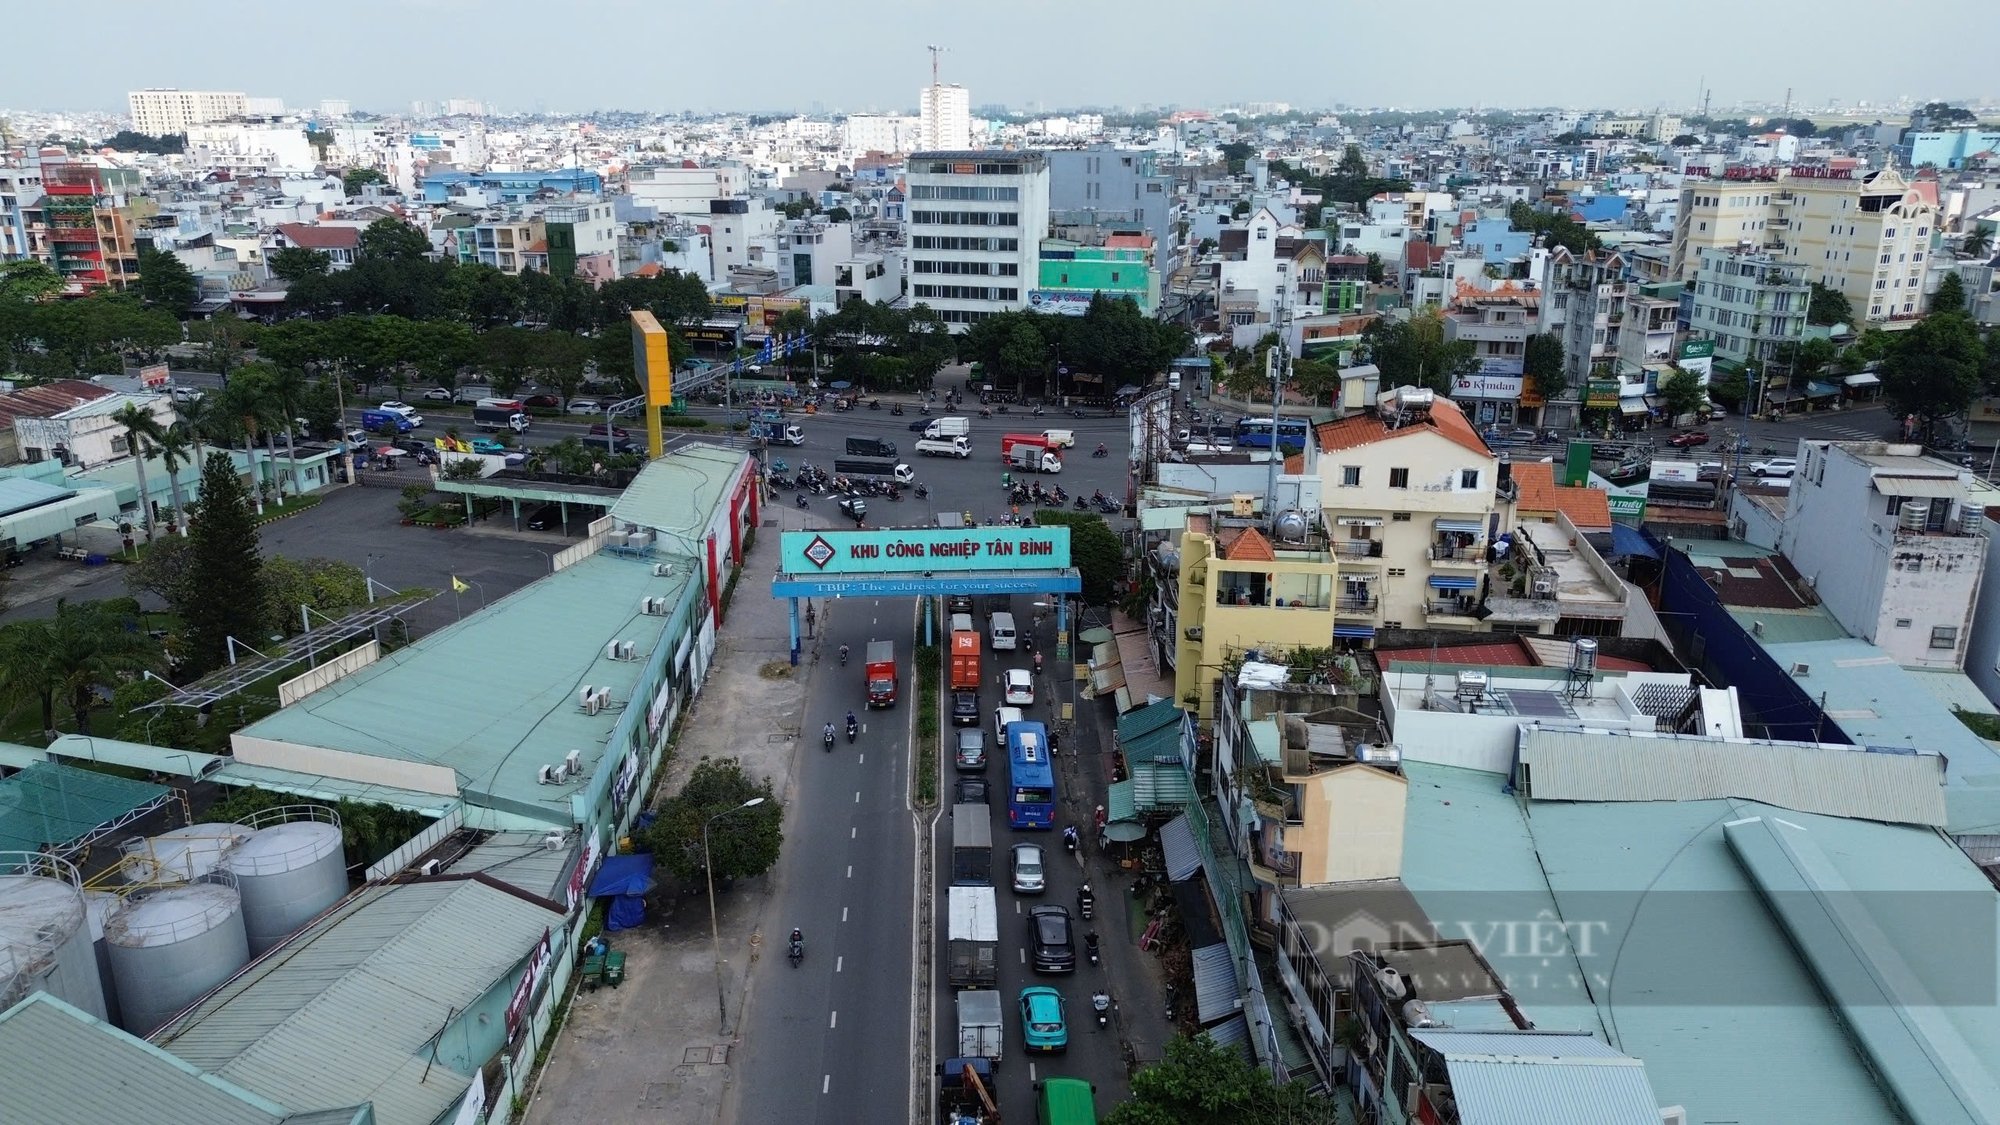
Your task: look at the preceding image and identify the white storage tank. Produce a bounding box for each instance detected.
[222,806,347,955]
[0,853,108,1022]
[105,879,250,1036]
[83,889,125,1027]
[121,823,252,885]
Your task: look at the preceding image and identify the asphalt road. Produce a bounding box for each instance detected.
[934,595,1132,1121]
[732,596,918,1122]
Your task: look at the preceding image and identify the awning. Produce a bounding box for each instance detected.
[1609,523,1659,558]
[1130,760,1194,813]
[1191,942,1244,1024]
[1433,518,1483,533]
[1429,575,1478,590]
[1619,399,1649,415]
[1333,624,1377,638]
[1159,813,1201,882]
[1105,779,1138,824]
[1805,381,1840,398]
[1873,475,1962,499]
[1619,385,1647,397]
[1844,372,1881,387]
[588,853,657,932]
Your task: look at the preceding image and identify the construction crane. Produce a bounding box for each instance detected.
[926,43,948,88]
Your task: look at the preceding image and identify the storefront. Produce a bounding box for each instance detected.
[1842,371,1881,402]
[1450,371,1525,428]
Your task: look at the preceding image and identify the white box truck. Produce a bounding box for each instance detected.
[955,989,1004,1064]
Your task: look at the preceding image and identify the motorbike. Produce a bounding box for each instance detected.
[1085,931,1100,966]
[914,483,930,499]
[1096,498,1120,514]
[822,728,835,752]
[920,403,932,415]
[886,485,902,501]
[1092,444,1108,458]
[1078,884,1095,920]
[1092,991,1111,1029]
[1033,405,1044,417]
[868,399,881,411]
[789,937,804,966]
[772,459,789,473]
[1052,486,1067,502]
[979,407,993,418]
[846,717,859,743]
[839,646,850,666]
[1063,827,1079,854]
[796,493,809,508]
[891,403,904,415]
[997,403,1010,414]
[1074,496,1089,510]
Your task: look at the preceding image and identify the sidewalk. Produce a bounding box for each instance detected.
[523,503,825,1125]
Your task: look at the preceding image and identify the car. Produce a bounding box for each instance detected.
[954,727,987,770]
[392,439,439,464]
[1750,458,1797,477]
[567,399,602,415]
[469,438,507,455]
[421,387,452,401]
[612,439,647,456]
[1667,430,1710,448]
[1004,668,1035,707]
[947,594,975,615]
[1697,461,1725,482]
[1011,843,1046,894]
[379,401,416,415]
[953,777,989,805]
[1028,905,1075,973]
[523,393,561,409]
[169,384,204,403]
[526,504,560,531]
[587,422,632,439]
[951,692,980,729]
[453,386,487,404]
[839,495,868,522]
[1018,986,1068,1054]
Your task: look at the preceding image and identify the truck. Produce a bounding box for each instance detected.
[915,435,972,458]
[951,804,992,886]
[846,435,897,458]
[955,990,1004,1066]
[865,640,898,708]
[834,458,916,484]
[925,416,971,440]
[937,1058,999,1125]
[750,409,805,446]
[472,402,531,433]
[950,630,981,692]
[947,886,1000,989]
[1005,440,1062,474]
[359,409,415,434]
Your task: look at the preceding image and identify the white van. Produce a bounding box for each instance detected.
[925,416,971,440]
[950,612,974,633]
[1040,429,1075,449]
[990,611,1018,651]
[994,705,1025,741]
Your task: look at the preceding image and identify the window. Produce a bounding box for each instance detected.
[1391,512,1412,522]
[1389,468,1410,488]
[1932,625,1959,650]
[1340,465,1361,486]
[111,435,129,454]
[1459,469,1481,489]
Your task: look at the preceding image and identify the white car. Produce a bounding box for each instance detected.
[379,400,416,415]
[421,387,452,401]
[1750,458,1797,478]
[567,399,602,415]
[1004,668,1035,706]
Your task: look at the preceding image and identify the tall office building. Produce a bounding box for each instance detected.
[126,89,246,136]
[919,84,971,151]
[906,150,1048,330]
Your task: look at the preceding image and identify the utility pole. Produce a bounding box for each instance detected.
[1264,276,1291,520]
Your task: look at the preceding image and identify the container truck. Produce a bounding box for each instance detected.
[833,458,917,484]
[473,402,531,433]
[924,416,971,440]
[359,409,415,434]
[1004,440,1062,474]
[947,886,1000,989]
[865,640,898,708]
[951,805,992,886]
[955,990,1004,1065]
[845,435,897,458]
[950,630,981,692]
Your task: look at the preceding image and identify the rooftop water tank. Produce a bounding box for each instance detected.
[0,853,108,1021]
[221,807,347,955]
[1275,509,1310,544]
[120,823,251,885]
[83,889,125,1028]
[106,879,249,1036]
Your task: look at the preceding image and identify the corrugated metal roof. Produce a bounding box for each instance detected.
[0,993,291,1125]
[1129,761,1194,813]
[1410,1029,1663,1125]
[607,444,748,551]
[0,761,169,859]
[1197,1012,1254,1062]
[154,879,562,1125]
[1190,942,1243,1024]
[1116,699,1181,744]
[1159,813,1200,881]
[1724,605,1850,644]
[444,831,580,903]
[1105,779,1138,824]
[1516,728,1948,827]
[1121,721,1181,763]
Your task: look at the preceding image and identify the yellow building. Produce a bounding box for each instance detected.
[1173,504,1339,720]
[1670,178,1783,281]
[1313,388,1498,634]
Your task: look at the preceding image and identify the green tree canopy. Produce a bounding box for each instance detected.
[136,247,199,311]
[95,130,186,154]
[261,556,367,636]
[181,450,267,673]
[1657,366,1708,420]
[1507,200,1601,255]
[1808,281,1853,326]
[1362,308,1476,395]
[1218,142,1255,174]
[358,217,432,262]
[267,246,332,282]
[0,598,161,736]
[1932,272,1967,315]
[1030,510,1124,606]
[0,259,63,302]
[639,758,784,881]
[1522,332,1567,400]
[1104,1034,1334,1125]
[1880,310,1987,442]
[342,167,387,196]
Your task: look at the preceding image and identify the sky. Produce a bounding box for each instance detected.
[8,0,1993,117]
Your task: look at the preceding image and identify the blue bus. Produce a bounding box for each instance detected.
[1234,417,1312,450]
[1006,721,1056,830]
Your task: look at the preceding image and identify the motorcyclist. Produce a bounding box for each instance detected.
[846,710,858,734]
[1063,825,1080,852]
[839,643,850,665]
[823,722,836,744]
[1095,442,1108,456]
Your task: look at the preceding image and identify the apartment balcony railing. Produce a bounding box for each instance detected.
[1425,598,1481,620]
[1769,216,1789,228]
[1336,594,1379,612]
[1428,543,1486,564]
[1333,539,1383,558]
[47,225,97,243]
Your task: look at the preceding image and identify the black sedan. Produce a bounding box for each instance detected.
[951,691,980,726]
[954,777,990,804]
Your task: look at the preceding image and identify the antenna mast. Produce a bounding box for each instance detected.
[926,44,947,88]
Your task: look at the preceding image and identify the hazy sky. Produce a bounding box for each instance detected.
[11,0,1993,116]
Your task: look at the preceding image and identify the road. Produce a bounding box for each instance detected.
[731,596,918,1122]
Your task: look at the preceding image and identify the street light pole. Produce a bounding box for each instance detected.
[705,796,768,1034]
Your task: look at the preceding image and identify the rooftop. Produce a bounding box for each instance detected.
[0,379,116,426]
[1313,394,1490,460]
[272,222,361,251]
[606,443,747,551]
[1509,461,1611,530]
[236,551,691,825]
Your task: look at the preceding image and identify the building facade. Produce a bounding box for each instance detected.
[1045,146,1181,273]
[127,89,247,136]
[24,154,142,295]
[1035,238,1157,315]
[1171,513,1339,722]
[1441,283,1537,427]
[918,84,971,151]
[1689,246,1809,371]
[0,164,43,260]
[542,202,620,284]
[905,150,1049,329]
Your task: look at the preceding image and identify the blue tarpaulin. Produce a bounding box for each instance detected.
[1609,522,1659,558]
[588,853,657,932]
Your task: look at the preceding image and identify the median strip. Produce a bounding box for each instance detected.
[914,643,940,807]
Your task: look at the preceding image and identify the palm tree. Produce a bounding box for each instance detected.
[266,367,309,500]
[219,375,276,515]
[0,600,162,736]
[1966,227,1994,260]
[155,422,194,535]
[111,402,165,543]
[174,390,217,468]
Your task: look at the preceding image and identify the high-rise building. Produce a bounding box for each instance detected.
[919,84,970,151]
[905,150,1049,330]
[24,150,141,294]
[443,98,486,117]
[126,89,246,136]
[318,99,352,119]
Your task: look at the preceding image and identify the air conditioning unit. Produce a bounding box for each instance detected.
[594,687,612,710]
[618,640,637,660]
[653,563,674,577]
[543,830,566,850]
[1184,625,1204,641]
[1533,578,1554,597]
[419,858,440,876]
[563,748,581,775]
[1790,662,1811,677]
[584,695,602,716]
[578,685,598,708]
[643,597,670,615]
[537,763,560,785]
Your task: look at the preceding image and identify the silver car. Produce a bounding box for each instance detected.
[1012,842,1046,894]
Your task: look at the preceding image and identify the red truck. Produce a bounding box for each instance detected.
[865,640,898,708]
[950,630,981,692]
[999,433,1062,474]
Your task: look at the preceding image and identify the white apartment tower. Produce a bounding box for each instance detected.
[920,84,972,151]
[127,89,247,136]
[905,150,1049,330]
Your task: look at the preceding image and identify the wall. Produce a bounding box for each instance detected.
[230,734,464,794]
[1292,766,1405,884]
[1964,514,2000,710]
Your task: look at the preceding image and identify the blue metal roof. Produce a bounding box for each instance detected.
[1190,942,1243,1024]
[1159,813,1200,882]
[1410,1030,1662,1125]
[1429,575,1478,590]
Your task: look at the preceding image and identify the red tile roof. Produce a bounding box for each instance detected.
[1510,461,1612,530]
[0,380,115,427]
[1104,233,1153,250]
[1314,395,1490,460]
[274,223,361,251]
[1405,242,1448,271]
[1223,526,1276,562]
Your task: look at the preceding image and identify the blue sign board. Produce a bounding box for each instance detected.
[779,527,1071,576]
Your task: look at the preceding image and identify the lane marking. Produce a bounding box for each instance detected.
[836,955,844,972]
[830,1010,838,1029]
[1029,1062,1038,1082]
[822,1075,830,1095]
[851,827,857,839]
[843,906,849,922]
[858,753,865,764]
[855,791,861,804]
[847,865,854,877]
[1019,949,1026,963]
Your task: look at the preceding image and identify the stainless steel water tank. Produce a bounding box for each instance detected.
[222,807,347,955]
[105,880,249,1036]
[120,823,251,885]
[83,889,124,1027]
[0,853,108,1021]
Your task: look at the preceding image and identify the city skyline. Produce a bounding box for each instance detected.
[0,0,1993,119]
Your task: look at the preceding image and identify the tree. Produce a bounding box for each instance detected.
[1933,272,1967,315]
[111,402,165,542]
[1363,309,1476,395]
[1879,311,1987,442]
[267,246,331,283]
[1776,336,1837,388]
[261,557,367,636]
[358,217,432,263]
[181,450,266,673]
[1707,366,1749,408]
[1919,101,1977,126]
[1363,252,1385,285]
[154,422,195,535]
[1030,510,1124,606]
[1965,227,1994,259]
[0,260,62,302]
[136,247,199,312]
[1522,332,1567,401]
[217,365,280,511]
[0,599,161,736]
[825,206,852,222]
[1507,200,1601,255]
[1656,366,1708,421]
[639,758,783,882]
[1219,141,1255,175]
[1334,143,1369,179]
[1104,1034,1333,1125]
[1670,133,1701,146]
[530,330,591,408]
[1808,281,1852,326]
[95,130,186,155]
[996,321,1049,385]
[341,167,387,196]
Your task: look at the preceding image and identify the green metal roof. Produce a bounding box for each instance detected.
[0,476,75,518]
[209,760,458,818]
[1724,605,1849,644]
[154,878,563,1125]
[47,733,225,780]
[1116,698,1181,744]
[609,442,746,552]
[1105,778,1137,824]
[0,994,293,1125]
[443,830,579,902]
[1127,760,1193,813]
[1120,720,1181,763]
[0,761,170,860]
[237,551,694,826]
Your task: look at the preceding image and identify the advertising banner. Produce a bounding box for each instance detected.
[780,526,1072,575]
[1027,290,1093,317]
[1453,372,1525,398]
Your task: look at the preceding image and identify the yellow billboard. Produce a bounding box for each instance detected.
[631,310,672,458]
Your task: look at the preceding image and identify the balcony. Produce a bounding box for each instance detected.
[1336,593,1379,614]
[1424,597,1481,624]
[47,225,97,243]
[1333,539,1383,558]
[1769,216,1789,228]
[1428,542,1486,567]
